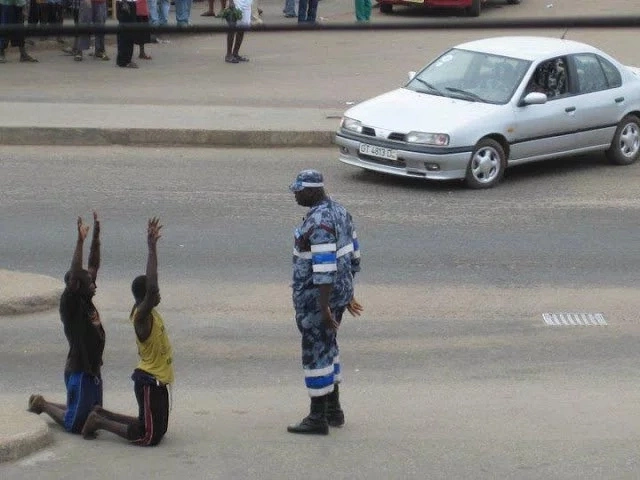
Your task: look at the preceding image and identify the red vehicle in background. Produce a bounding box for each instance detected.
[379,0,521,17]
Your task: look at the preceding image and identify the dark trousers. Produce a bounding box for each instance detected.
[0,5,25,50]
[116,1,136,66]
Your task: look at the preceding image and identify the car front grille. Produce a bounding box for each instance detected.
[358,153,406,169]
[358,127,406,142]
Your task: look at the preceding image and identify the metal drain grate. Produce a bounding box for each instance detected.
[542,312,607,326]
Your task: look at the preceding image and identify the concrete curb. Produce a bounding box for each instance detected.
[0,270,64,316]
[0,127,337,148]
[0,292,63,316]
[0,418,52,464]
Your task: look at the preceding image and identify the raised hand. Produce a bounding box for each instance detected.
[77,216,90,241]
[147,217,163,247]
[92,211,100,236]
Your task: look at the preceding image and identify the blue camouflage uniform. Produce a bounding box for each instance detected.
[290,170,361,398]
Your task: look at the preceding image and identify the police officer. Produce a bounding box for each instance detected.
[287,169,363,435]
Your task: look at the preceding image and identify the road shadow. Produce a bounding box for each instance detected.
[340,152,623,192]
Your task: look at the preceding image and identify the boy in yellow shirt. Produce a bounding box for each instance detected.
[82,217,174,446]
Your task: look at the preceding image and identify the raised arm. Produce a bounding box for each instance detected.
[70,216,90,274]
[133,217,162,342]
[87,211,101,282]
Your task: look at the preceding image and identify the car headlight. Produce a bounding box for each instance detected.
[341,117,363,133]
[406,131,450,146]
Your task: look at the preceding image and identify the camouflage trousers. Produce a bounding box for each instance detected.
[295,306,345,398]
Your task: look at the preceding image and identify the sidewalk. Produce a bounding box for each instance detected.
[0,270,62,463]
[0,0,365,148]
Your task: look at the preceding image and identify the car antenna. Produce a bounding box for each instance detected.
[560,28,569,39]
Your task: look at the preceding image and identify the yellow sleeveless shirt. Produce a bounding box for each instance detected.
[131,307,174,385]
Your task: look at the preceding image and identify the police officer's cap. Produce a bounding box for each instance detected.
[289,169,324,192]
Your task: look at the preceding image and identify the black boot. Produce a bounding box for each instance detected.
[327,383,345,427]
[287,395,329,435]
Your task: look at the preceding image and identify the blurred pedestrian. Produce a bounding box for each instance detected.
[0,0,38,62]
[355,0,371,22]
[74,0,109,61]
[135,0,152,60]
[224,0,250,64]
[283,0,295,17]
[297,0,317,24]
[116,0,138,67]
[201,0,224,16]
[174,0,191,26]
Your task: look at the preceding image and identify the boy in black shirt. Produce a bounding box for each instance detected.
[27,212,106,434]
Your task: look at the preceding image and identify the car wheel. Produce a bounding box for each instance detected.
[465,138,506,189]
[467,0,481,16]
[380,3,392,13]
[606,115,640,166]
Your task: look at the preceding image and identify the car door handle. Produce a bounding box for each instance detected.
[565,106,576,113]
[615,97,625,103]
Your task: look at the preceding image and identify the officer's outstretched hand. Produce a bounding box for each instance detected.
[346,297,364,317]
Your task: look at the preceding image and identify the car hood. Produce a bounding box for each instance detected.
[344,88,502,133]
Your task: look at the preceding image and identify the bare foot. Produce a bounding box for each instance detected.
[27,394,45,414]
[81,411,100,439]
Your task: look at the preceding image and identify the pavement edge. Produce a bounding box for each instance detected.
[0,127,337,148]
[0,418,53,464]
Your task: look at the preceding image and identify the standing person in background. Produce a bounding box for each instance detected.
[354,0,371,22]
[135,0,152,60]
[73,0,109,61]
[282,0,295,17]
[116,0,138,68]
[174,0,191,27]
[0,0,38,62]
[62,0,80,56]
[201,0,224,17]
[224,0,251,64]
[297,0,317,24]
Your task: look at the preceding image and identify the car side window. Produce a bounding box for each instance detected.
[525,57,568,100]
[573,53,609,94]
[598,56,622,88]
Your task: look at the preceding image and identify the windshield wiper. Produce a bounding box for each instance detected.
[445,87,486,103]
[413,78,444,96]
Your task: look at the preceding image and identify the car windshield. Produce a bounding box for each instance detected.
[406,48,531,104]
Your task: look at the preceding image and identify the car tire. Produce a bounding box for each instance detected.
[380,3,392,13]
[467,0,481,16]
[605,115,640,166]
[465,138,506,189]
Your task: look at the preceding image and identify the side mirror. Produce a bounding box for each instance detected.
[408,71,416,81]
[522,92,548,106]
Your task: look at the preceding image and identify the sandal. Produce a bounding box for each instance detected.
[225,55,239,63]
[234,55,249,62]
[123,61,139,68]
[138,53,152,60]
[74,53,83,61]
[94,51,110,61]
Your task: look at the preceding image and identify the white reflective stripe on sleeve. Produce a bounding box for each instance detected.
[336,243,354,257]
[313,263,337,273]
[301,181,324,188]
[311,243,337,253]
[353,250,361,259]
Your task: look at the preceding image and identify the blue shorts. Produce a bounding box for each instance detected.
[63,372,103,434]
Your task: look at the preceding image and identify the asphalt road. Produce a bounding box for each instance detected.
[2,146,640,479]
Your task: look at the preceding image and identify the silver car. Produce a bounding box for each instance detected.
[335,36,640,188]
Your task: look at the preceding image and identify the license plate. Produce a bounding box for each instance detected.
[359,143,398,161]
